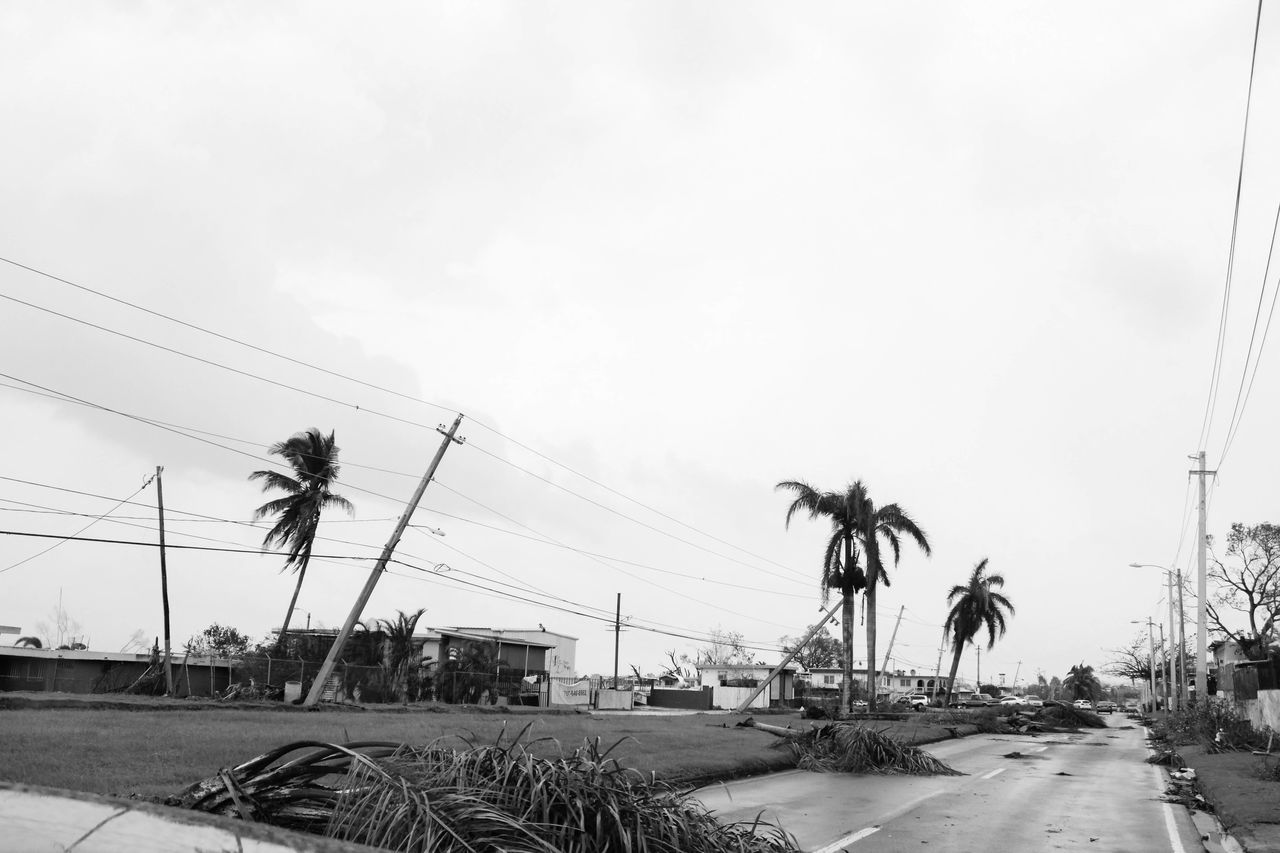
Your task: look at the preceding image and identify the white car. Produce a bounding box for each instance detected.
[1073,699,1094,710]
[999,695,1027,707]
[1025,696,1044,707]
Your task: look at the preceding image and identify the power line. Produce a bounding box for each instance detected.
[0,481,152,574]
[1197,0,1265,452]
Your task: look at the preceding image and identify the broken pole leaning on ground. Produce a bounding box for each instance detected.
[301,414,465,708]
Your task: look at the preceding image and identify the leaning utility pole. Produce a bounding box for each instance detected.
[1190,451,1214,705]
[879,605,905,675]
[154,466,174,696]
[735,602,841,712]
[302,415,464,707]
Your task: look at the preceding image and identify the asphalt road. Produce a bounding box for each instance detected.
[694,718,1205,853]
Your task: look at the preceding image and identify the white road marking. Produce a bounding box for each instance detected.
[1152,765,1187,853]
[811,826,880,852]
[981,767,1006,779]
[1028,746,1047,753]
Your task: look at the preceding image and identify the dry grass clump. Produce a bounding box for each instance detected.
[781,724,963,776]
[172,731,798,853]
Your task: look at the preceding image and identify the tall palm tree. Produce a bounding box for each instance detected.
[1063,662,1103,703]
[250,428,354,650]
[942,558,1014,706]
[378,608,426,703]
[846,481,930,711]
[777,480,867,713]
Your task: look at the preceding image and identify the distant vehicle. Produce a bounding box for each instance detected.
[1124,699,1140,710]
[850,699,868,710]
[1073,699,1094,710]
[1025,696,1044,707]
[999,695,1028,707]
[949,693,998,708]
[1095,700,1116,714]
[894,693,931,711]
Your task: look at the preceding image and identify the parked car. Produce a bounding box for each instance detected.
[999,695,1028,707]
[949,693,998,708]
[1095,700,1116,714]
[1073,699,1094,710]
[1025,696,1044,707]
[893,693,931,711]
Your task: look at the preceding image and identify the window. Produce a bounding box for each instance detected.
[823,675,835,685]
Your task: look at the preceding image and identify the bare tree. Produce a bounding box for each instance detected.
[1206,522,1280,659]
[694,626,758,666]
[1104,634,1157,684]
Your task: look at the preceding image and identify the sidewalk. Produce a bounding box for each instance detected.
[1184,744,1280,853]
[0,783,377,853]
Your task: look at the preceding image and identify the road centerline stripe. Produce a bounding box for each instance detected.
[812,826,880,852]
[981,767,1006,780]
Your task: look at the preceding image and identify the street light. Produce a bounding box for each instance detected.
[1130,562,1187,710]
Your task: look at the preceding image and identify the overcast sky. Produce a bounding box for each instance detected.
[2,2,1278,689]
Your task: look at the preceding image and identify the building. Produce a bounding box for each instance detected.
[0,645,237,697]
[695,663,797,709]
[806,666,951,701]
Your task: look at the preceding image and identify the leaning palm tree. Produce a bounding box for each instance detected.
[250,428,354,651]
[1063,662,1103,703]
[378,608,426,703]
[942,559,1014,706]
[847,481,931,711]
[777,480,868,713]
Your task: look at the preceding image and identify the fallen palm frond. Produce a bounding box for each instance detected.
[172,731,799,853]
[779,724,963,776]
[1036,703,1107,729]
[1146,748,1185,767]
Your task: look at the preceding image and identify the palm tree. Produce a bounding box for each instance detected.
[846,482,930,711]
[378,608,426,703]
[777,480,868,713]
[1063,662,1103,703]
[942,558,1014,706]
[250,428,354,650]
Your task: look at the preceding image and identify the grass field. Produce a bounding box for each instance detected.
[0,694,968,801]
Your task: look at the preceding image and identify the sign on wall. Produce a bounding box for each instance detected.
[550,679,592,705]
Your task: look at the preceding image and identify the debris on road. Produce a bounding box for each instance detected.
[776,723,964,776]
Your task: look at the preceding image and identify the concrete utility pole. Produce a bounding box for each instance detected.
[1145,618,1156,710]
[1177,566,1187,706]
[1190,451,1214,705]
[879,605,905,675]
[735,602,841,712]
[154,467,174,696]
[612,593,621,690]
[1166,571,1179,711]
[302,415,465,708]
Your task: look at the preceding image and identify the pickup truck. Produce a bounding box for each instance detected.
[948,693,997,708]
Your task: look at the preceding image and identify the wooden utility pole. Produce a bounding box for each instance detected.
[612,593,621,690]
[302,415,465,707]
[155,466,174,696]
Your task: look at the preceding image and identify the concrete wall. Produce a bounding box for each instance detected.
[711,685,767,710]
[648,687,712,710]
[1243,689,1280,731]
[596,689,634,710]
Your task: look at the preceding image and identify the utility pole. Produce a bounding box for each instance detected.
[976,647,981,689]
[933,643,945,699]
[1177,566,1187,707]
[1144,618,1156,712]
[879,606,905,675]
[1166,571,1179,711]
[303,415,464,707]
[736,602,841,712]
[612,593,621,690]
[1012,660,1022,693]
[154,467,174,696]
[1190,451,1214,705]
[1159,624,1169,711]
